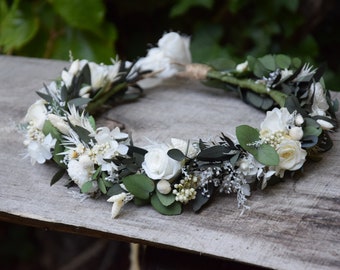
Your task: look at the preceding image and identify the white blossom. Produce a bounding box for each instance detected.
[26,133,56,165]
[142,143,181,181]
[275,139,307,177]
[24,99,48,130]
[134,32,192,88]
[67,154,97,193]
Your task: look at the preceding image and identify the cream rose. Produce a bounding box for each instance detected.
[135,32,192,86]
[260,107,292,136]
[142,143,181,181]
[24,99,48,130]
[275,139,307,175]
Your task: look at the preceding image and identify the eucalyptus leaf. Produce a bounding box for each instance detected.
[122,174,155,200]
[107,183,126,197]
[236,125,279,165]
[151,194,182,215]
[301,135,318,148]
[275,54,291,69]
[258,54,276,71]
[53,139,66,168]
[98,177,107,194]
[81,181,95,193]
[156,190,176,206]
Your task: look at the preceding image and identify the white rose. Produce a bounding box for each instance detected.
[158,32,191,66]
[276,139,307,174]
[134,32,192,86]
[309,82,329,116]
[24,99,48,130]
[260,107,292,136]
[170,138,199,159]
[142,143,182,181]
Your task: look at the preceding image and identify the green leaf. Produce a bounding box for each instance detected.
[42,120,62,140]
[68,97,92,108]
[69,123,91,145]
[156,190,176,207]
[167,149,186,162]
[236,125,279,165]
[81,181,95,193]
[122,174,155,200]
[98,177,107,194]
[53,139,66,168]
[192,183,214,212]
[107,183,125,197]
[256,144,280,166]
[197,145,233,161]
[133,197,150,206]
[51,0,105,32]
[151,194,182,215]
[303,118,322,137]
[258,55,276,71]
[275,54,291,69]
[50,168,66,186]
[268,90,287,108]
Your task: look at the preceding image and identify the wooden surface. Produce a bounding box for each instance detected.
[0,56,340,270]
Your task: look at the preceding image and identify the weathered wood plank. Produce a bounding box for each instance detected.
[0,56,339,270]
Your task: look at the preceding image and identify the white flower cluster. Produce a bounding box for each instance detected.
[259,107,307,177]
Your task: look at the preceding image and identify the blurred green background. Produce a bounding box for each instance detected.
[0,0,339,89]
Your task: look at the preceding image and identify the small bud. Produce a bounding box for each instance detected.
[317,119,334,130]
[295,114,304,126]
[157,179,172,194]
[289,126,303,141]
[236,61,248,73]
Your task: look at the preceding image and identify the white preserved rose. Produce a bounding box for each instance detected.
[260,107,292,137]
[275,139,307,176]
[24,99,47,130]
[142,143,181,181]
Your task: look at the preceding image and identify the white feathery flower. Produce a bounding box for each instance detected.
[48,114,70,135]
[67,154,97,192]
[293,63,316,82]
[107,192,133,218]
[67,105,95,135]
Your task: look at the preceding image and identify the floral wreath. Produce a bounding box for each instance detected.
[22,32,338,218]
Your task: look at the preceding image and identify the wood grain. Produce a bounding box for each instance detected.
[0,56,339,270]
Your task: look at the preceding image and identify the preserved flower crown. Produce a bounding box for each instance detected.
[21,32,338,218]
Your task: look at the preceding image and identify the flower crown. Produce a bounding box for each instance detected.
[22,32,338,218]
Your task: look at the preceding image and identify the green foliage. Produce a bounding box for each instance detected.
[122,174,155,200]
[236,125,279,166]
[0,0,117,62]
[151,193,182,215]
